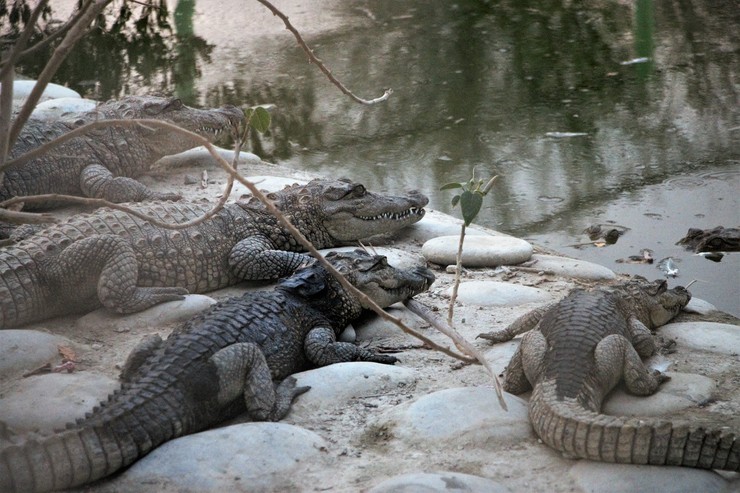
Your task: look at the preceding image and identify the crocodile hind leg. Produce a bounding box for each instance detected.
[594,334,669,398]
[477,303,553,343]
[80,164,181,203]
[505,329,547,393]
[48,235,187,314]
[210,343,310,421]
[120,334,163,381]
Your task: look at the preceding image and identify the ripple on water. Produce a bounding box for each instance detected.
[537,195,565,203]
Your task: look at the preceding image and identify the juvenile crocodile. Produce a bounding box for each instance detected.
[0,249,435,493]
[0,178,428,329]
[478,279,738,471]
[1,95,243,208]
[677,226,740,253]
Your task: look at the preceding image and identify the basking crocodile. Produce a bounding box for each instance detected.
[0,249,435,493]
[478,279,738,471]
[0,178,428,329]
[1,95,243,208]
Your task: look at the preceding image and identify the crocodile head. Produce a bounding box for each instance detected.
[620,278,692,328]
[92,96,244,153]
[279,249,434,312]
[265,178,428,243]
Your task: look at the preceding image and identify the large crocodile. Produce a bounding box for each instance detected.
[0,249,435,493]
[0,178,428,329]
[478,278,739,471]
[1,95,243,208]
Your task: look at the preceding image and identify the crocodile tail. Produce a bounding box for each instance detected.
[0,423,139,493]
[529,386,739,471]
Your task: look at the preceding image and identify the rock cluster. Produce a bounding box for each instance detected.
[1,176,738,493]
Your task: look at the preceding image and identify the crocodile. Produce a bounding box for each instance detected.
[1,95,243,209]
[676,226,740,253]
[478,278,738,471]
[0,249,435,493]
[0,178,428,329]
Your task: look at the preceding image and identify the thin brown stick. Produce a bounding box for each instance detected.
[405,298,508,410]
[254,0,392,105]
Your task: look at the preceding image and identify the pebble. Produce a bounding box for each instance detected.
[154,145,263,169]
[75,294,216,332]
[290,362,417,417]
[0,329,79,381]
[603,371,716,416]
[99,423,330,493]
[525,253,617,280]
[7,80,81,104]
[0,372,118,433]
[373,387,532,448]
[395,210,493,244]
[30,97,98,120]
[569,461,728,493]
[660,322,740,356]
[449,281,552,306]
[367,471,512,493]
[422,235,533,267]
[683,297,718,315]
[228,175,309,199]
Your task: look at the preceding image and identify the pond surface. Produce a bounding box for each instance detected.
[22,0,740,315]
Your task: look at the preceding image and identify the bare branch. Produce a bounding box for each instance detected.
[0,207,57,225]
[405,299,508,410]
[254,0,392,105]
[8,0,114,150]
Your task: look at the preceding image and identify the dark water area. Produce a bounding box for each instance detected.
[15,0,740,315]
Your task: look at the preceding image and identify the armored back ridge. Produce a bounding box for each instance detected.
[479,278,738,471]
[0,179,428,329]
[0,250,435,493]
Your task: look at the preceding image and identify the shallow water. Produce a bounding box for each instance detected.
[18,0,740,314]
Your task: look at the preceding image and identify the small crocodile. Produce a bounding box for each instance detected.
[478,278,738,471]
[677,226,740,253]
[1,95,243,209]
[0,178,428,329]
[0,249,435,493]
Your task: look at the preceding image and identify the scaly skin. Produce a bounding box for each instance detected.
[1,96,243,207]
[0,250,435,493]
[0,178,428,329]
[479,279,739,471]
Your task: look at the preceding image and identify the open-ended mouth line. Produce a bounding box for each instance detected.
[357,207,424,221]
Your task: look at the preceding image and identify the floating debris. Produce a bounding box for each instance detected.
[696,251,725,262]
[620,57,650,65]
[545,132,589,138]
[657,257,679,277]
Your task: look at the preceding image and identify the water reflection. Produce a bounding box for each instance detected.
[9,0,739,312]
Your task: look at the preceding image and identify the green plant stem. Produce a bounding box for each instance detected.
[447,222,466,326]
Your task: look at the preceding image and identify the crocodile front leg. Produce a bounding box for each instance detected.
[80,164,181,202]
[210,343,310,421]
[48,234,188,314]
[228,235,311,281]
[304,326,399,365]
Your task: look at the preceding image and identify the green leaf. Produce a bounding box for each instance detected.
[440,182,463,191]
[451,195,461,207]
[460,190,483,226]
[249,106,271,133]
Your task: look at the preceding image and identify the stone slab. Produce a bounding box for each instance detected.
[423,234,533,267]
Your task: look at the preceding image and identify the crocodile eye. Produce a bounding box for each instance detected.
[167,98,184,111]
[353,184,366,197]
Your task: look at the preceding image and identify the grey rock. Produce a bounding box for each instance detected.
[392,210,493,244]
[368,471,512,493]
[75,294,217,332]
[603,372,716,416]
[338,324,356,342]
[156,145,263,169]
[375,387,531,448]
[9,80,81,103]
[0,330,78,381]
[354,305,428,342]
[229,175,310,199]
[0,372,118,433]
[683,297,718,315]
[660,322,740,355]
[290,362,417,417]
[100,423,330,493]
[569,461,728,493]
[450,281,552,306]
[422,235,533,267]
[483,340,520,375]
[30,97,98,121]
[526,254,617,280]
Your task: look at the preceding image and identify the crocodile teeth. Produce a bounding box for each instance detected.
[359,207,424,221]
